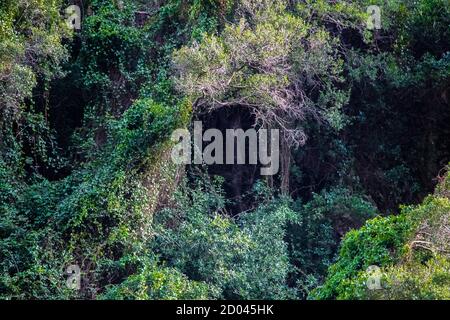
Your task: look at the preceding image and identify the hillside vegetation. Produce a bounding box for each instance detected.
[0,0,449,299]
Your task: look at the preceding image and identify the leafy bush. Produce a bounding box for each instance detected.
[0,96,189,298]
[100,257,213,300]
[288,187,377,297]
[312,184,450,299]
[152,178,297,299]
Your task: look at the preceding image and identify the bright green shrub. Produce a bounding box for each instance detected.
[100,257,214,300]
[365,256,450,300]
[152,178,297,299]
[312,190,450,300]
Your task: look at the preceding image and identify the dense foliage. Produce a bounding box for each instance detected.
[312,170,450,300]
[0,0,449,300]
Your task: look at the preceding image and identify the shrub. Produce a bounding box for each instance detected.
[152,178,297,299]
[311,191,450,300]
[288,187,377,298]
